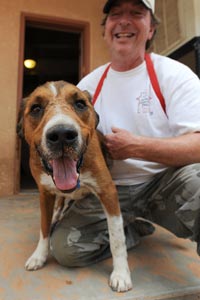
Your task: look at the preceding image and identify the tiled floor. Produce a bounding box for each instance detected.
[1,192,200,300]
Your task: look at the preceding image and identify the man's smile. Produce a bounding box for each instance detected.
[114,32,135,39]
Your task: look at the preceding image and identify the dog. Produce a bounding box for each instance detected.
[17,81,132,292]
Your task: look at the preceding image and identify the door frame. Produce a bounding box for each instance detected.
[15,12,90,193]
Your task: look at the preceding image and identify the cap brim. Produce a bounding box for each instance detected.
[103,0,154,14]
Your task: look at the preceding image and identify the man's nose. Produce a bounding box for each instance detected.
[119,13,132,26]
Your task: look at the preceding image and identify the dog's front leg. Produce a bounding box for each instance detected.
[106,213,132,292]
[25,191,55,271]
[100,186,132,292]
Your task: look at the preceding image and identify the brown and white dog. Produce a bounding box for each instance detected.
[17,81,132,292]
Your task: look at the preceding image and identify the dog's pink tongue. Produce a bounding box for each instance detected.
[52,157,78,191]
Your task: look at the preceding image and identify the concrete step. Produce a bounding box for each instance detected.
[1,193,200,300]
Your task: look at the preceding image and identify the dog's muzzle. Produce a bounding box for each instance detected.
[39,124,84,193]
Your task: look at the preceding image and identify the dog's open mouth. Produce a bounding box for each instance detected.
[50,157,79,192]
[36,145,82,193]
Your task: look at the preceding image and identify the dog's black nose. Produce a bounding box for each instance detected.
[46,125,78,146]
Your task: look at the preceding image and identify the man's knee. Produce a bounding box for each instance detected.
[50,226,109,267]
[50,226,85,267]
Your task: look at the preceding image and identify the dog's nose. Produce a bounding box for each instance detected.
[46,125,78,146]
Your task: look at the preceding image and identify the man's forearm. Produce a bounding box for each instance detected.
[131,132,200,167]
[105,127,200,166]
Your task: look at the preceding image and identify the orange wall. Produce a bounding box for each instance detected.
[0,0,109,196]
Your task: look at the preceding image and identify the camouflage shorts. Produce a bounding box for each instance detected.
[50,163,200,267]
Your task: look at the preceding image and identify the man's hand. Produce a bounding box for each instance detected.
[105,127,137,160]
[105,127,200,166]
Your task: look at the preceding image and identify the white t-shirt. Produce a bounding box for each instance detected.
[77,53,200,185]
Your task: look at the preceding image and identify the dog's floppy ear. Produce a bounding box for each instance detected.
[83,90,92,102]
[83,90,99,128]
[94,111,99,128]
[16,98,27,138]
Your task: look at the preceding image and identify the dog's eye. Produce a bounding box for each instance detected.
[30,104,43,116]
[74,99,87,111]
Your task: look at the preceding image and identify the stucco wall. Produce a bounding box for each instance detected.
[194,0,200,36]
[0,0,109,196]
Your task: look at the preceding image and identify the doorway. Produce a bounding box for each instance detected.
[18,14,90,191]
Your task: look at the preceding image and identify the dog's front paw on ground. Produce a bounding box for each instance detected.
[25,254,47,271]
[109,270,132,292]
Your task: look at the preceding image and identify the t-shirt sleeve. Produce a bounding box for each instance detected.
[153,54,200,135]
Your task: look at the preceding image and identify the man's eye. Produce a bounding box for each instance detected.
[111,12,120,16]
[74,100,87,111]
[109,11,121,17]
[30,104,43,116]
[132,10,143,16]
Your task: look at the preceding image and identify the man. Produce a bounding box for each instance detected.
[50,0,200,267]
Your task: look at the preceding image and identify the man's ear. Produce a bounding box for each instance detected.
[148,24,156,40]
[16,98,27,138]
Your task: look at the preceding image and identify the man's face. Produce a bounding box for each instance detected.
[104,0,155,58]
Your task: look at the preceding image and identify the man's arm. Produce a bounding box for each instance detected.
[105,127,200,166]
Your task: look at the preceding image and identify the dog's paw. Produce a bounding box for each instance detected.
[25,235,49,271]
[25,254,47,271]
[109,269,133,292]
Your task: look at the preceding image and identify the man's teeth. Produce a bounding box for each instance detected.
[115,33,134,38]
